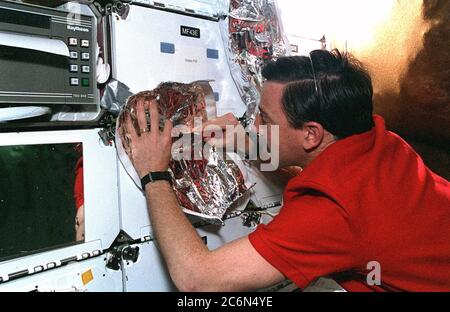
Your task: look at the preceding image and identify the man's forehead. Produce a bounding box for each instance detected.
[263,81,285,90]
[261,82,285,110]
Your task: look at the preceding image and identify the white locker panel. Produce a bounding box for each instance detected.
[122,241,177,292]
[111,4,245,117]
[0,130,120,280]
[117,162,149,240]
[196,215,255,250]
[132,0,225,17]
[0,256,123,292]
[122,216,255,291]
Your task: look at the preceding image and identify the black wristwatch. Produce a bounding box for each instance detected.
[141,171,172,189]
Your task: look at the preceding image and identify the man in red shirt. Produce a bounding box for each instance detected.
[120,49,450,291]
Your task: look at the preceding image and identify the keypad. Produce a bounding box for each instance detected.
[67,36,92,89]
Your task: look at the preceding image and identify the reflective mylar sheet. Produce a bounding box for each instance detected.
[221,0,290,126]
[116,81,250,223]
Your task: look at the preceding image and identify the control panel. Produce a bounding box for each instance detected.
[0,1,97,107]
[68,37,92,89]
[62,20,96,106]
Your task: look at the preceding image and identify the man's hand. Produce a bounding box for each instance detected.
[120,99,173,178]
[197,112,240,132]
[197,113,252,156]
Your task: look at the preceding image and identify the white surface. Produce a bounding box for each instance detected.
[0,30,70,57]
[247,167,283,208]
[111,4,245,117]
[0,129,121,277]
[123,216,255,291]
[0,106,51,122]
[0,240,101,285]
[0,255,123,292]
[57,1,96,17]
[132,0,227,16]
[50,109,101,121]
[196,215,255,250]
[117,159,149,239]
[122,241,177,291]
[287,34,325,56]
[303,277,346,292]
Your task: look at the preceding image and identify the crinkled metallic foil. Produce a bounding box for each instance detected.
[222,0,290,127]
[100,79,133,115]
[116,81,248,222]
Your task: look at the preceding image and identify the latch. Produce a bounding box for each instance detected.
[240,200,281,227]
[122,246,140,263]
[106,230,140,270]
[241,211,262,228]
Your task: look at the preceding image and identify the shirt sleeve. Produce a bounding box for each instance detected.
[74,157,84,210]
[248,192,355,289]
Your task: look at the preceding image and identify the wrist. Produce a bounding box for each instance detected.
[139,166,169,179]
[144,179,171,191]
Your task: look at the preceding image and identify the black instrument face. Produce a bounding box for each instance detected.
[0,143,84,262]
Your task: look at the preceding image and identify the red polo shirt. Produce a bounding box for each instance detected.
[248,115,450,291]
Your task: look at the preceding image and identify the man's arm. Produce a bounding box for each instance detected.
[146,181,285,292]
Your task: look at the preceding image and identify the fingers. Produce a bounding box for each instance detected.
[136,99,148,134]
[149,100,160,134]
[163,119,173,138]
[124,111,138,140]
[194,112,238,132]
[119,111,137,156]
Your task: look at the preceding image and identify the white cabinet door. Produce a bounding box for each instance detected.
[0,129,120,288]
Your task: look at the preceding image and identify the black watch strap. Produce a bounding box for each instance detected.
[141,171,172,189]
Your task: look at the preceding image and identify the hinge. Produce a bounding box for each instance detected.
[240,200,282,228]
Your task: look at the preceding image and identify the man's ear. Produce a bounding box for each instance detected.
[302,121,324,151]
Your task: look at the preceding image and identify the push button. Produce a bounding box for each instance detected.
[69,51,78,59]
[81,52,90,60]
[68,38,78,46]
[70,64,78,72]
[70,77,79,86]
[81,78,89,87]
[81,39,89,48]
[81,65,90,73]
